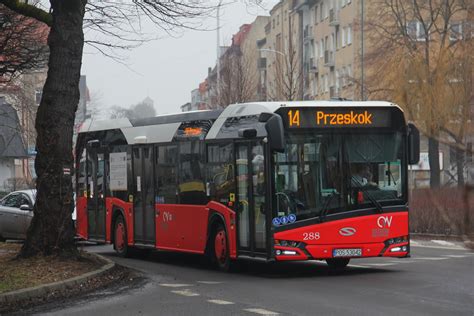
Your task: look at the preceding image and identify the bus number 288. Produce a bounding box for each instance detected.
[303,232,320,240]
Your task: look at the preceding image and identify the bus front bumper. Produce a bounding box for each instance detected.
[274,241,410,261]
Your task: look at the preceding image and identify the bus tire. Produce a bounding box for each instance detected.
[114,215,129,258]
[211,223,231,272]
[326,258,350,269]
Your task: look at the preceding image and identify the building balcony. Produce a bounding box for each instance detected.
[308,57,318,73]
[329,9,340,27]
[324,50,335,67]
[303,25,313,41]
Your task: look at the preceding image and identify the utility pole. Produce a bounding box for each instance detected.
[361,0,365,101]
[216,1,222,109]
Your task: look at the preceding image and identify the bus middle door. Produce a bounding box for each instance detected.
[132,145,156,246]
[235,141,267,256]
[86,149,106,241]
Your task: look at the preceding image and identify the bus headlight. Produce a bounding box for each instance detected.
[275,240,300,248]
[385,236,408,246]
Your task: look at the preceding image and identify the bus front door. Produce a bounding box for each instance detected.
[132,146,156,245]
[87,150,106,241]
[236,142,267,256]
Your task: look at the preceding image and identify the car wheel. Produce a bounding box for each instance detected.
[210,223,231,272]
[114,215,129,257]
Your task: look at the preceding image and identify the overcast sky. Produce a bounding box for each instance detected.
[81,1,278,117]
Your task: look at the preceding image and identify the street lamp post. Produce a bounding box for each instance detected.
[258,48,286,58]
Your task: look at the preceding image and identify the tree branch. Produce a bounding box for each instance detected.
[0,0,52,26]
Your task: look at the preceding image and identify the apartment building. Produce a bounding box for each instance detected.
[240,15,270,101]
[295,0,359,100]
[257,0,303,101]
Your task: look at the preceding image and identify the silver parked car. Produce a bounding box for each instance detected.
[0,189,36,241]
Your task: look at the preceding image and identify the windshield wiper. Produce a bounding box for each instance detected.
[320,191,339,222]
[351,177,384,213]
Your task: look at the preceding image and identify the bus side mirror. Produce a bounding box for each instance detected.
[259,112,285,153]
[408,123,420,165]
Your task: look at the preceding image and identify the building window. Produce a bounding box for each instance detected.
[341,27,346,47]
[407,21,427,41]
[319,3,323,21]
[320,39,324,58]
[449,22,463,41]
[347,64,352,84]
[35,89,42,105]
[347,24,352,45]
[314,6,318,24]
[341,67,346,86]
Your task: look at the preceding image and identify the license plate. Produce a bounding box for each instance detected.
[333,248,362,257]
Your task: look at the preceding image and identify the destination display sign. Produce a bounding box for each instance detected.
[279,108,393,129]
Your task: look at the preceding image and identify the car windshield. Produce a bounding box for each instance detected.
[273,131,407,222]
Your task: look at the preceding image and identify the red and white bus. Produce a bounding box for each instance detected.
[75,101,419,270]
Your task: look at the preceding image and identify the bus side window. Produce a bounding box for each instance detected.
[178,141,207,205]
[156,145,178,204]
[206,143,234,206]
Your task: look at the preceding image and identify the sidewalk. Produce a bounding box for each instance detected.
[410,238,469,250]
[0,248,119,314]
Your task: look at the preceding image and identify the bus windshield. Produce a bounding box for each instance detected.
[273,131,407,222]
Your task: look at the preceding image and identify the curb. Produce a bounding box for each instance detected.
[0,253,115,305]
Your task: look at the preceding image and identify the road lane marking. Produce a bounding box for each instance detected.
[207,299,234,305]
[410,240,420,245]
[413,257,448,260]
[442,255,468,258]
[160,283,193,288]
[388,260,415,264]
[411,244,466,250]
[364,263,396,267]
[171,289,200,297]
[244,308,279,315]
[348,264,371,268]
[431,240,455,246]
[198,281,223,284]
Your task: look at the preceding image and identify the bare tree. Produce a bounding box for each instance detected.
[110,99,156,120]
[268,16,302,101]
[363,0,473,188]
[0,4,48,79]
[217,45,257,107]
[0,0,215,258]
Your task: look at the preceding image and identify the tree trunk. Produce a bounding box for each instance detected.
[428,135,441,188]
[19,0,86,258]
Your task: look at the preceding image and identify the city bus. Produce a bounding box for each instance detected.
[75,101,420,270]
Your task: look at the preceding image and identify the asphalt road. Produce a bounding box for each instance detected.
[38,242,473,316]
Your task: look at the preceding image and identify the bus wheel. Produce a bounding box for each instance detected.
[114,215,129,257]
[212,224,230,271]
[326,258,350,269]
